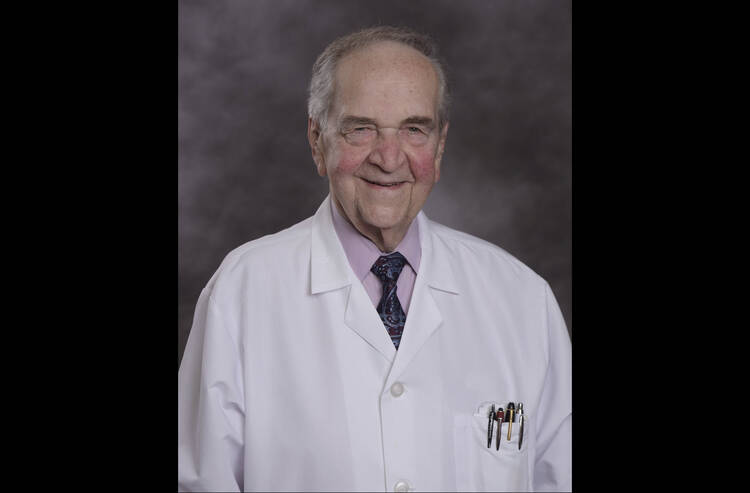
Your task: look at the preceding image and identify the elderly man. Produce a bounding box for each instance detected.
[178,26,571,492]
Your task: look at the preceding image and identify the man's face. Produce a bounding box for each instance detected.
[309,41,448,241]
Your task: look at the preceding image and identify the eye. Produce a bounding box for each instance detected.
[343,126,376,145]
[400,126,429,145]
[346,126,375,134]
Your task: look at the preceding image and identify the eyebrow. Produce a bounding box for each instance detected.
[402,116,435,128]
[338,115,436,129]
[339,116,378,128]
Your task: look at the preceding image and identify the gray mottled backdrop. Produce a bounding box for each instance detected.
[179,0,571,367]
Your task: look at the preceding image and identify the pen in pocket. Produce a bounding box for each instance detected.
[505,402,515,441]
[495,408,504,450]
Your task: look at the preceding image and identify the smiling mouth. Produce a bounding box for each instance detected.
[362,178,405,187]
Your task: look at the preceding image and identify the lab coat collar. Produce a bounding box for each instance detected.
[415,210,461,295]
[310,196,356,294]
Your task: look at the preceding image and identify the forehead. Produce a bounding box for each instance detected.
[331,41,439,123]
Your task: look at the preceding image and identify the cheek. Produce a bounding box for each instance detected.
[409,150,439,182]
[328,147,368,176]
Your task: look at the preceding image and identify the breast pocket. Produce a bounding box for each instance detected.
[453,413,530,492]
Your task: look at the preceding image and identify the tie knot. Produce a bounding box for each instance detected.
[371,252,407,284]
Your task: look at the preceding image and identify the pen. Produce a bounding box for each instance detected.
[487,404,495,448]
[506,402,515,440]
[518,402,524,450]
[495,408,504,451]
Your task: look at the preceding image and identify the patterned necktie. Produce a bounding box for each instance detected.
[371,252,408,349]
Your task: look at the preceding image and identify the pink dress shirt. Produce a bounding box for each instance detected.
[330,198,421,314]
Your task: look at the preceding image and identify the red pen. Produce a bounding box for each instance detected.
[495,408,504,450]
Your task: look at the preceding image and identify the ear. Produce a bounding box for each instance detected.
[308,118,327,177]
[433,121,449,183]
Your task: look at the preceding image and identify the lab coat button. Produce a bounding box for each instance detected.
[393,480,410,492]
[390,382,405,397]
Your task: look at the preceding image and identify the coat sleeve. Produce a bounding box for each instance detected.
[178,286,245,492]
[532,282,572,492]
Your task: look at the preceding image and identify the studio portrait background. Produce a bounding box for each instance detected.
[178,0,571,368]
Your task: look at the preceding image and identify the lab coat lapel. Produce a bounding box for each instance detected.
[385,212,460,385]
[344,281,398,361]
[310,196,397,362]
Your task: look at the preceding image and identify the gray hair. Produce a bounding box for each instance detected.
[308,26,450,131]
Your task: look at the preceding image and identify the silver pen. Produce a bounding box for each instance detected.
[518,402,525,450]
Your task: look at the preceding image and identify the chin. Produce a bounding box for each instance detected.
[360,205,411,231]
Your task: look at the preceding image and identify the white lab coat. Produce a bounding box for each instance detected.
[178,196,571,492]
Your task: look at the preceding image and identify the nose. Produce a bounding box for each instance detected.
[367,128,406,172]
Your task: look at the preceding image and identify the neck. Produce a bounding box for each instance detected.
[360,225,407,253]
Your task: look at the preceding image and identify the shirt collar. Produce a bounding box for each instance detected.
[330,198,421,282]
